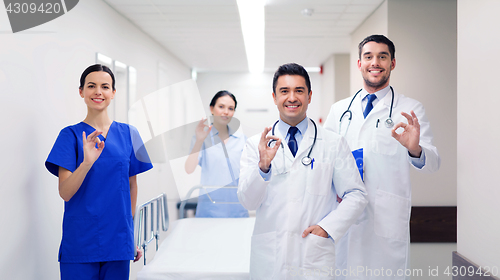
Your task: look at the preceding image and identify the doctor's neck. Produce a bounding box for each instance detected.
[83,109,113,130]
[363,83,391,94]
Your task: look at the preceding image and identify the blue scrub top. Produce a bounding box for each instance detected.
[190,126,248,218]
[45,121,153,263]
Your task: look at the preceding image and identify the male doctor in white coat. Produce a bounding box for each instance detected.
[238,63,368,279]
[324,35,441,279]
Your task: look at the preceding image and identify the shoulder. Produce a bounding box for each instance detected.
[57,123,84,139]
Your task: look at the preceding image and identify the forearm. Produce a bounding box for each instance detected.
[58,163,92,201]
[130,176,138,217]
[184,140,204,174]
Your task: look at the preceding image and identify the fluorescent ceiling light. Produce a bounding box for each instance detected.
[237,0,265,73]
[305,67,321,73]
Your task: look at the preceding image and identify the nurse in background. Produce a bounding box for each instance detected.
[185,90,248,217]
[45,64,153,280]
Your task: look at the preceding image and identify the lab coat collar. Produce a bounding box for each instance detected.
[275,118,319,163]
[277,117,308,140]
[360,85,401,117]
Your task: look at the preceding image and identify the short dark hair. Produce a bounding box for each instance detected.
[272,63,311,93]
[79,64,116,90]
[209,90,237,109]
[358,34,396,60]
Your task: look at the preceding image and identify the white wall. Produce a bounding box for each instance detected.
[349,0,458,278]
[457,0,500,270]
[334,54,350,103]
[319,54,350,122]
[0,1,191,279]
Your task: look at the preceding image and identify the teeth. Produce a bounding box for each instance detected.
[287,105,298,108]
[370,70,381,73]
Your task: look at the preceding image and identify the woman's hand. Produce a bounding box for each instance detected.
[195,118,212,142]
[82,130,105,165]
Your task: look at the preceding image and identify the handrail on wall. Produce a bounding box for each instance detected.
[133,193,169,265]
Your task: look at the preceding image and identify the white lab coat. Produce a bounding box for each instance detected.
[238,118,368,280]
[323,88,440,280]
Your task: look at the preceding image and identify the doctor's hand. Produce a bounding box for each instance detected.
[82,130,105,165]
[195,118,212,141]
[134,246,143,262]
[258,127,281,173]
[302,225,328,238]
[391,110,422,157]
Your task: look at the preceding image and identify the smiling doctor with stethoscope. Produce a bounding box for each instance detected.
[238,63,367,279]
[324,35,441,280]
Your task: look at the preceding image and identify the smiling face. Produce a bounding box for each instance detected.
[273,74,311,126]
[79,71,115,112]
[358,41,396,93]
[210,95,236,126]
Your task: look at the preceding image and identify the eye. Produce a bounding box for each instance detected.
[103,86,109,89]
[88,85,95,88]
[229,107,234,111]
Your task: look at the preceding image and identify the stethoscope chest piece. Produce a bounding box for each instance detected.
[301,156,312,166]
[385,118,394,128]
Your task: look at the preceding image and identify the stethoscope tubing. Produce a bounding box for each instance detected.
[269,119,317,166]
[339,86,395,133]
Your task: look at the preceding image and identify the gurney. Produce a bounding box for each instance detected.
[134,192,255,280]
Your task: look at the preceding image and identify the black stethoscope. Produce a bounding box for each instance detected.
[267,119,317,166]
[339,86,395,134]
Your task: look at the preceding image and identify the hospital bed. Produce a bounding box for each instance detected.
[134,190,255,280]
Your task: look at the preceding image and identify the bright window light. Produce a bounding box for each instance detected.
[237,0,265,74]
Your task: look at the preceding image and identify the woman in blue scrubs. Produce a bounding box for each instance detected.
[45,64,153,280]
[184,91,248,218]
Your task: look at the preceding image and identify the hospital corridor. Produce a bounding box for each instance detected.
[0,0,498,279]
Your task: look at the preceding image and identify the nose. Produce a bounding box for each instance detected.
[288,91,298,102]
[371,56,380,67]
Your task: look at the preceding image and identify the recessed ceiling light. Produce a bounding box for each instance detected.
[301,8,314,17]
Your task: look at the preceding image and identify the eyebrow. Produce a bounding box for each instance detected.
[363,51,390,56]
[279,86,306,91]
[86,82,110,85]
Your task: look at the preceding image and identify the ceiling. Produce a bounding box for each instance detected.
[104,0,384,73]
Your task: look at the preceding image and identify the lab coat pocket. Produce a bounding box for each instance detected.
[61,215,100,259]
[372,126,398,156]
[303,234,335,277]
[250,232,276,280]
[306,162,333,196]
[374,190,410,241]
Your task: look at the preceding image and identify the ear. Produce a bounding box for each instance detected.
[272,92,277,105]
[357,59,361,70]
[391,58,396,70]
[308,90,312,104]
[79,88,84,98]
[111,89,116,100]
[210,106,214,115]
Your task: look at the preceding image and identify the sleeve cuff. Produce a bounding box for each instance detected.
[408,149,426,169]
[259,165,272,181]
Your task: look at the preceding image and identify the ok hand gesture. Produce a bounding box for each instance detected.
[195,118,212,142]
[82,130,105,165]
[391,110,422,157]
[258,127,281,173]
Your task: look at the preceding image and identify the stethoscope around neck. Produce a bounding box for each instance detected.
[339,86,395,134]
[267,119,317,166]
